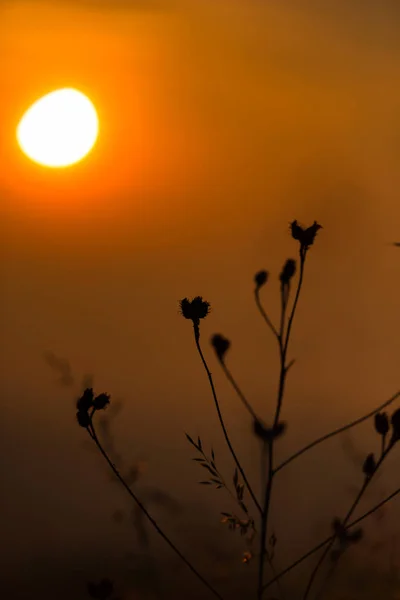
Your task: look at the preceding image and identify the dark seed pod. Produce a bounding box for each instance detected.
[374,412,389,436]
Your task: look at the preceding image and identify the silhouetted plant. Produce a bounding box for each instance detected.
[73,220,400,600]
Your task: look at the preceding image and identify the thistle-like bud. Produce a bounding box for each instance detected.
[362,453,376,479]
[76,410,91,428]
[374,412,389,436]
[254,270,268,290]
[279,259,296,285]
[391,408,400,442]
[211,333,231,362]
[179,296,211,323]
[76,388,94,412]
[290,220,322,250]
[93,393,110,410]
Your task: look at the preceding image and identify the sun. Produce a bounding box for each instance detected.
[16,88,99,168]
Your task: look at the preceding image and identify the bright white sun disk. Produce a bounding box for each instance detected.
[16,88,99,168]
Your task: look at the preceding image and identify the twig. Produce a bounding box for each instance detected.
[275,390,400,473]
[193,326,262,515]
[87,419,225,600]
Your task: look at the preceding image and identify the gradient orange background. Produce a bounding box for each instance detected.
[1,1,400,598]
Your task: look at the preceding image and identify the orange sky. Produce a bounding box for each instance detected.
[1,1,400,598]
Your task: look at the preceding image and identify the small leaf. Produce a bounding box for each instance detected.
[199,481,212,485]
[200,463,218,476]
[221,512,232,517]
[197,436,202,451]
[211,447,215,461]
[192,458,205,462]
[185,433,197,448]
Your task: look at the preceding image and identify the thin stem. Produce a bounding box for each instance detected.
[219,360,260,424]
[262,485,400,594]
[87,421,224,600]
[275,390,400,474]
[255,289,280,340]
[257,251,307,599]
[302,448,391,600]
[193,325,262,515]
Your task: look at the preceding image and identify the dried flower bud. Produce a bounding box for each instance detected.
[76,409,91,428]
[179,296,211,323]
[279,259,296,285]
[211,334,231,362]
[290,220,322,250]
[254,270,268,289]
[391,408,400,442]
[253,419,286,442]
[374,412,389,436]
[362,453,376,478]
[93,393,110,410]
[76,388,94,412]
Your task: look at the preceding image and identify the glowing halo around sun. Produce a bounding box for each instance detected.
[16,88,99,168]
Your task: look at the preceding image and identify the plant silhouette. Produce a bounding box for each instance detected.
[71,220,400,599]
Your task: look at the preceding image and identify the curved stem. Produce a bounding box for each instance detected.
[193,326,262,515]
[255,290,280,340]
[87,421,224,600]
[261,484,400,594]
[275,390,400,474]
[219,361,260,424]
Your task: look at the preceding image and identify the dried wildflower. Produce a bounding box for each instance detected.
[76,388,94,412]
[279,259,296,285]
[76,409,91,428]
[87,578,114,599]
[253,419,286,442]
[374,412,389,436]
[362,453,376,478]
[254,270,268,289]
[93,393,111,410]
[179,297,211,323]
[211,334,231,362]
[290,220,322,250]
[390,408,400,442]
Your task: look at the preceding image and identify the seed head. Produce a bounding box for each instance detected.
[179,296,211,323]
[290,220,322,250]
[374,412,389,436]
[390,408,400,443]
[279,259,296,285]
[362,453,376,479]
[76,388,94,412]
[93,393,111,410]
[254,270,268,290]
[76,409,91,428]
[211,333,231,362]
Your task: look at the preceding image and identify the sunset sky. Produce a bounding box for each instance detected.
[1,1,400,598]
